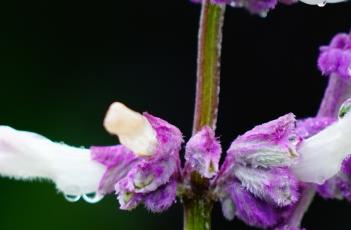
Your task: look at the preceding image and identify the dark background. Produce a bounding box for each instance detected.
[0,1,351,229]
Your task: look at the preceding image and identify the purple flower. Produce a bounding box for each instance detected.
[215,114,301,228]
[318,32,351,80]
[91,103,183,212]
[184,126,221,179]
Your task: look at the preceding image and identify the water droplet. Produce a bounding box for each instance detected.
[82,192,104,204]
[348,66,351,76]
[64,194,81,202]
[317,1,327,7]
[338,98,351,119]
[259,12,268,18]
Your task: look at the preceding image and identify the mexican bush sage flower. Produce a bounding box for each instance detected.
[91,102,183,212]
[214,113,301,228]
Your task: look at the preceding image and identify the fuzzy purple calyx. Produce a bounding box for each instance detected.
[216,114,301,228]
[184,126,221,178]
[318,32,351,80]
[227,113,299,169]
[233,166,299,207]
[91,113,183,212]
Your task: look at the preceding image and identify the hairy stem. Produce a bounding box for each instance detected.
[184,1,225,230]
[192,0,225,133]
[184,198,213,230]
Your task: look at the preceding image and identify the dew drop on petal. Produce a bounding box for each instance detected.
[82,192,104,204]
[64,194,81,202]
[338,98,351,119]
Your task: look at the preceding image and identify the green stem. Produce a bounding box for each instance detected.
[183,198,213,230]
[192,0,225,133]
[184,1,225,230]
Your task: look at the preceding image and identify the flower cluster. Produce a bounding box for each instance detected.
[1,10,351,229]
[88,97,351,228]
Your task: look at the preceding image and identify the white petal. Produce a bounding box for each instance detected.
[292,113,351,184]
[0,126,105,196]
[299,0,346,5]
[104,102,157,156]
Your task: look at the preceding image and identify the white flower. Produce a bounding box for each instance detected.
[292,112,351,184]
[0,126,105,196]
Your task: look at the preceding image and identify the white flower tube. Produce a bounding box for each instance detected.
[292,113,351,184]
[0,126,105,196]
[104,102,157,156]
[299,0,346,6]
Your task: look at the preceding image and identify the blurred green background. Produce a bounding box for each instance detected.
[1,0,351,229]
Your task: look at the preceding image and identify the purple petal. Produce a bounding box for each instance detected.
[144,179,177,213]
[91,145,138,194]
[184,126,221,178]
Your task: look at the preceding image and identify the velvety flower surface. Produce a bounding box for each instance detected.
[215,114,301,228]
[184,126,221,179]
[91,112,183,212]
[318,32,351,80]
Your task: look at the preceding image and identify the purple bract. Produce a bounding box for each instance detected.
[91,113,183,212]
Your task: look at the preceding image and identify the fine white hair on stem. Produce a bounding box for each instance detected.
[0,126,105,196]
[292,113,351,184]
